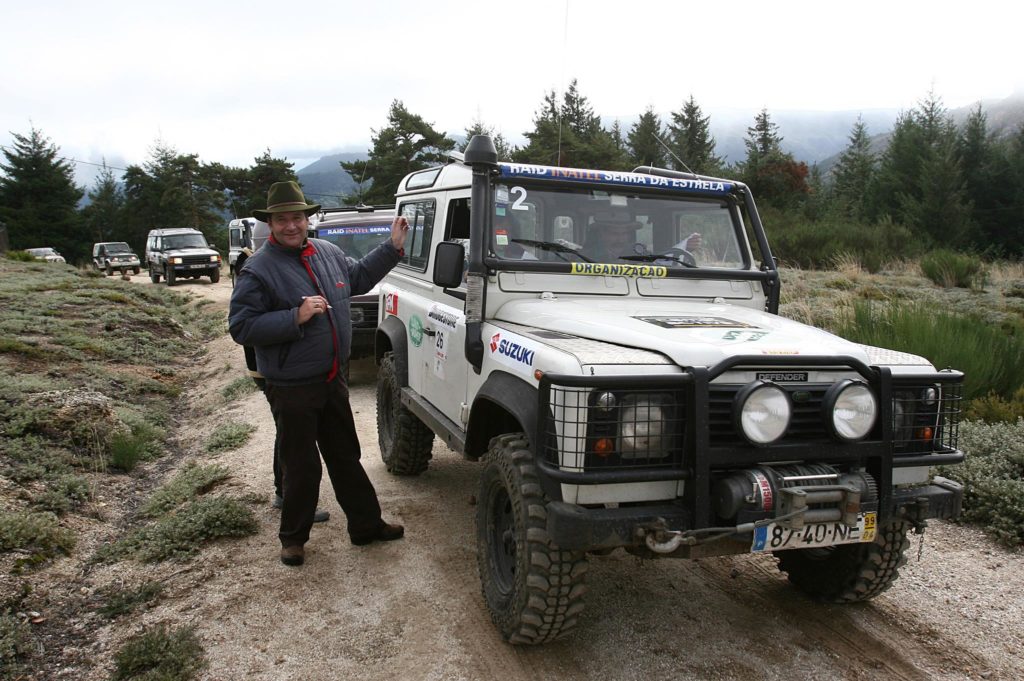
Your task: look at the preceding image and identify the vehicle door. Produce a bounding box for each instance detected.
[419,195,470,425]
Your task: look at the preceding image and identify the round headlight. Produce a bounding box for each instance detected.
[735,383,791,444]
[922,387,938,406]
[593,391,617,413]
[620,395,669,458]
[826,380,877,441]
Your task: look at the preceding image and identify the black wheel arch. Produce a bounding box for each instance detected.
[467,371,561,500]
[376,315,408,383]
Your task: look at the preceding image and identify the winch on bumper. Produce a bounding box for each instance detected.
[534,357,964,558]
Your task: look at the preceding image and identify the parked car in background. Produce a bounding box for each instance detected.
[92,241,141,275]
[314,205,395,359]
[145,228,221,286]
[26,247,66,263]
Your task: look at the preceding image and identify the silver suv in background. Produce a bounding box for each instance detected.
[145,228,222,286]
[313,205,395,360]
[26,247,66,263]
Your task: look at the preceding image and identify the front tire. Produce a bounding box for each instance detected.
[165,266,176,286]
[776,520,911,602]
[149,266,161,284]
[209,268,220,284]
[105,263,114,276]
[376,351,434,475]
[477,434,588,644]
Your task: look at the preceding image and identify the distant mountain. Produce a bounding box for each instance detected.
[296,152,366,207]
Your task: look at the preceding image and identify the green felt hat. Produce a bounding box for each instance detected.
[253,181,320,222]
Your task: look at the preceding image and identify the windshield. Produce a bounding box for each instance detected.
[490,183,747,270]
[106,242,133,253]
[316,223,392,258]
[28,248,57,256]
[164,234,210,250]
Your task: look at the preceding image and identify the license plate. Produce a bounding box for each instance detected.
[188,264,208,269]
[751,512,876,553]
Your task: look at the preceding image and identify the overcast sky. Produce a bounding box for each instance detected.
[2,0,1020,181]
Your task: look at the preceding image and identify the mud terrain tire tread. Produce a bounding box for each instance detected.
[476,433,588,644]
[776,520,911,602]
[376,351,434,475]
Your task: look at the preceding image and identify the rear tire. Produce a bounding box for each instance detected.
[477,434,588,644]
[165,266,176,286]
[776,520,911,602]
[376,351,434,475]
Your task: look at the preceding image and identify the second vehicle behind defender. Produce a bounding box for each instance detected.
[145,228,222,285]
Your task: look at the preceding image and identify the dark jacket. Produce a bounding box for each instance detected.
[229,236,400,385]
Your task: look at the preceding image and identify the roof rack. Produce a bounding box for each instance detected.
[319,204,394,215]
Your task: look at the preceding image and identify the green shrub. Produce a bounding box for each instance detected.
[34,474,91,514]
[0,511,75,569]
[938,420,1024,546]
[98,581,164,619]
[108,421,164,472]
[99,497,257,563]
[0,612,31,672]
[221,376,258,401]
[965,389,1024,423]
[768,211,918,272]
[920,249,985,289]
[204,421,256,453]
[834,302,1024,401]
[4,251,34,262]
[142,463,230,517]
[112,624,207,681]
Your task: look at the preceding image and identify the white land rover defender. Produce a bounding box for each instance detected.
[374,136,964,644]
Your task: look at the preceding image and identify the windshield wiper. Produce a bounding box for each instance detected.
[509,238,592,263]
[619,253,697,268]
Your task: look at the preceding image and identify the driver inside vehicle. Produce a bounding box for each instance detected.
[582,211,643,262]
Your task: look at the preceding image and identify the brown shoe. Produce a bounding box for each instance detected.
[280,545,305,566]
[351,521,405,546]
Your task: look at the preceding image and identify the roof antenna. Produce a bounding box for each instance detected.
[555,0,569,167]
[653,132,697,176]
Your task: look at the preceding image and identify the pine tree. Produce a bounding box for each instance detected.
[831,117,875,220]
[515,80,620,169]
[342,100,455,205]
[667,96,722,175]
[462,119,512,161]
[740,110,807,208]
[627,107,666,168]
[81,161,125,243]
[0,126,84,259]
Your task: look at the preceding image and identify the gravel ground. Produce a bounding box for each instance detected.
[71,277,1024,680]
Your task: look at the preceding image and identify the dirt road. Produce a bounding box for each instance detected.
[112,275,1024,681]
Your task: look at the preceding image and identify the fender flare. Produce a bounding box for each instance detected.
[467,371,539,457]
[376,315,408,385]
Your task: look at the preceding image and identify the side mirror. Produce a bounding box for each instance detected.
[433,241,466,288]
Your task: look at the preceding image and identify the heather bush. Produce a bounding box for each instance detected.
[920,249,986,289]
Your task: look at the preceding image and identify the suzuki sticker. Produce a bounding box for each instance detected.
[488,331,536,374]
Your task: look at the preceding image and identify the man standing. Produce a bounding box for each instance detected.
[229,181,409,566]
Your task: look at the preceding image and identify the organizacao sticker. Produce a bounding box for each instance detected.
[499,163,733,195]
[488,331,536,371]
[570,263,667,277]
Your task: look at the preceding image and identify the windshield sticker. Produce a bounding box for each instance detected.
[500,163,733,195]
[488,331,536,370]
[571,263,667,277]
[319,225,392,235]
[635,316,755,329]
[428,304,461,330]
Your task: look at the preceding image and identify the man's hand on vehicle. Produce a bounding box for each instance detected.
[391,216,410,251]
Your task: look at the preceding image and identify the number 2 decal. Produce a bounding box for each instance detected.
[510,186,529,211]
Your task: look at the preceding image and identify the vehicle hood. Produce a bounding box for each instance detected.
[493,297,870,368]
[164,247,218,257]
